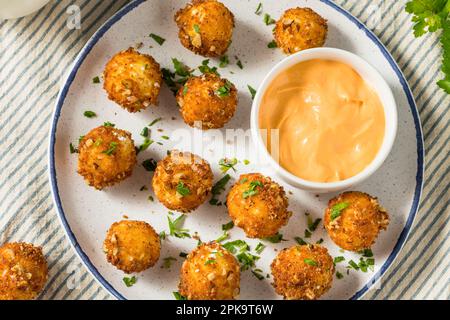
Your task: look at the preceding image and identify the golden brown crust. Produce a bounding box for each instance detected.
[226,173,292,238]
[0,242,48,300]
[324,191,389,251]
[78,126,137,190]
[103,47,162,112]
[274,7,328,55]
[271,244,334,300]
[152,150,213,213]
[177,73,238,130]
[179,242,240,300]
[174,0,234,57]
[103,220,161,274]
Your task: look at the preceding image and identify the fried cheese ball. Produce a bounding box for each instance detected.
[274,7,328,55]
[78,125,137,190]
[175,0,235,57]
[103,48,162,112]
[152,150,213,213]
[177,74,238,130]
[103,220,161,274]
[271,244,334,300]
[324,191,389,251]
[0,243,48,300]
[179,242,240,300]
[226,173,292,238]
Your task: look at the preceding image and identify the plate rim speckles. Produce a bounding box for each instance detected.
[48,0,424,300]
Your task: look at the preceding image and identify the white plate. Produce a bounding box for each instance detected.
[49,0,424,300]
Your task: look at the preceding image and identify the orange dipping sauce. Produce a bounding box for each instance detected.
[259,59,385,183]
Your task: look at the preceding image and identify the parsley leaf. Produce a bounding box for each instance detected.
[83,110,96,118]
[209,174,231,205]
[123,276,137,287]
[330,202,349,220]
[168,214,191,238]
[142,158,157,172]
[219,158,238,173]
[103,142,118,156]
[149,33,166,45]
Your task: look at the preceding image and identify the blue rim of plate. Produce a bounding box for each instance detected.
[48,0,424,300]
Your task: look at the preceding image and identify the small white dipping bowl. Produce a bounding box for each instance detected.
[250,48,398,193]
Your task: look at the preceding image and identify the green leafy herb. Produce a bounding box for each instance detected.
[193,24,200,33]
[183,85,188,96]
[103,142,118,156]
[294,237,308,245]
[236,59,244,69]
[92,76,100,84]
[219,158,238,173]
[83,110,96,118]
[140,185,148,191]
[316,238,324,245]
[307,217,322,232]
[219,55,229,68]
[168,214,191,238]
[247,85,257,99]
[173,58,191,77]
[123,276,137,287]
[216,231,229,243]
[348,260,359,270]
[215,80,233,98]
[263,13,276,25]
[330,202,350,220]
[360,248,374,257]
[264,233,286,243]
[252,269,265,280]
[222,221,234,231]
[336,271,344,279]
[179,252,188,258]
[69,143,78,154]
[304,258,318,266]
[255,242,266,254]
[223,240,250,254]
[140,127,149,137]
[161,135,169,140]
[149,117,162,127]
[334,256,346,264]
[173,291,187,300]
[204,259,216,265]
[176,181,190,197]
[159,231,166,240]
[148,195,154,202]
[236,251,260,271]
[103,121,115,127]
[149,33,166,45]
[142,158,157,172]
[137,138,154,154]
[406,0,450,93]
[243,180,263,198]
[198,59,219,76]
[243,159,250,165]
[209,174,231,205]
[255,3,263,15]
[162,257,177,269]
[267,40,277,48]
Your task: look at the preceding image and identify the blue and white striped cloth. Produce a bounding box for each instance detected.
[0,0,448,300]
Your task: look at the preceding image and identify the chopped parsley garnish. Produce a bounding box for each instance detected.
[137,138,154,153]
[348,260,359,270]
[295,237,308,245]
[243,180,263,199]
[83,110,96,118]
[243,159,250,165]
[103,121,115,127]
[92,76,100,84]
[140,185,148,191]
[255,242,266,254]
[236,59,244,69]
[179,252,188,258]
[173,58,191,77]
[333,256,346,265]
[149,117,162,126]
[219,158,238,173]
[247,85,257,99]
[161,135,169,140]
[78,135,84,143]
[267,40,277,48]
[236,251,260,271]
[304,258,318,266]
[193,24,200,33]
[304,229,312,238]
[183,85,188,96]
[142,158,157,172]
[123,276,137,287]
[263,13,276,25]
[219,55,229,68]
[204,259,217,265]
[162,257,177,269]
[103,142,118,156]
[336,271,344,279]
[264,233,286,243]
[69,143,78,154]
[149,33,166,45]
[316,238,324,244]
[209,174,231,206]
[140,127,149,137]
[168,214,190,238]
[215,80,233,98]
[222,221,234,231]
[251,268,265,280]
[216,232,229,243]
[330,202,350,220]
[255,3,263,15]
[198,59,219,76]
[223,240,250,254]
[173,291,187,300]
[159,231,166,240]
[176,181,190,197]
[148,195,154,202]
[307,216,322,232]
